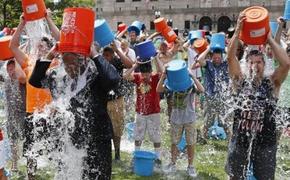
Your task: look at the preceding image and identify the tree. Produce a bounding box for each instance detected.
[0,0,95,29]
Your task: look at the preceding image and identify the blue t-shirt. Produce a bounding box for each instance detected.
[204,61,229,97]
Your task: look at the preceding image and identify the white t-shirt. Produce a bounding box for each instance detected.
[188,48,202,78]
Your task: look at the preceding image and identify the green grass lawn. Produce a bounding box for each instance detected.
[9,101,290,179]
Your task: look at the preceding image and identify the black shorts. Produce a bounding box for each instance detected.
[23,113,49,157]
[226,138,277,180]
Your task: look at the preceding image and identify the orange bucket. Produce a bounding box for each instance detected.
[240,6,270,45]
[0,36,14,61]
[118,23,127,32]
[154,17,167,32]
[22,0,47,21]
[194,38,208,54]
[161,27,177,43]
[58,8,95,56]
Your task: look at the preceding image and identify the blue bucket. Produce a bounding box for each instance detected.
[210,33,225,52]
[94,19,115,47]
[165,60,193,92]
[188,30,202,43]
[128,21,143,36]
[177,131,186,152]
[134,151,156,176]
[270,22,278,36]
[135,40,157,62]
[0,31,4,38]
[284,0,290,20]
[246,163,257,180]
[208,120,227,140]
[125,122,135,141]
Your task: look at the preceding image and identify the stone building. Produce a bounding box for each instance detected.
[95,0,285,33]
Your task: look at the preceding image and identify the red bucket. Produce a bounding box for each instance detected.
[58,8,95,56]
[118,23,127,33]
[161,27,177,43]
[240,6,270,45]
[22,0,47,21]
[194,38,208,54]
[0,36,14,61]
[154,17,167,32]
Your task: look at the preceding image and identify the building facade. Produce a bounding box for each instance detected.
[95,0,285,33]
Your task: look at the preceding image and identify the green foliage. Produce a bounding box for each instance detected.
[0,0,95,29]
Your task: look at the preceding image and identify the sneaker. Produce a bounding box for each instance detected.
[163,163,176,174]
[187,166,197,178]
[154,159,162,172]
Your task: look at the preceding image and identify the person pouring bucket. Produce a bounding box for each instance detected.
[157,59,204,177]
[28,7,120,180]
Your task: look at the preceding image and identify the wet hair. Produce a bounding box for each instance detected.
[41,37,54,49]
[139,62,152,73]
[286,46,290,53]
[103,46,114,54]
[7,59,15,66]
[212,49,223,55]
[246,50,265,63]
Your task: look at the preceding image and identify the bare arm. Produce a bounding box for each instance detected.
[45,9,60,41]
[116,27,128,39]
[112,41,134,68]
[156,71,166,93]
[196,46,210,67]
[147,32,160,41]
[15,61,26,84]
[269,33,290,89]
[227,13,246,81]
[182,40,191,51]
[123,63,138,81]
[9,15,27,67]
[189,70,204,93]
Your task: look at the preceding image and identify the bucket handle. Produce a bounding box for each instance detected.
[61,25,91,45]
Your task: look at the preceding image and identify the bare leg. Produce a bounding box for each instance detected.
[113,136,121,160]
[27,158,37,180]
[171,144,178,164]
[187,145,195,166]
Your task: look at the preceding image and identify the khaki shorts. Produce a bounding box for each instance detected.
[107,97,125,137]
[171,123,196,146]
[134,113,161,143]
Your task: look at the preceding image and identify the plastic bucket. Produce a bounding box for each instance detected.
[128,21,143,36]
[284,0,290,20]
[210,33,226,52]
[161,27,177,43]
[94,19,115,47]
[177,131,186,152]
[154,17,167,32]
[189,30,203,44]
[134,151,156,176]
[118,23,127,32]
[194,38,209,54]
[0,36,14,61]
[22,0,47,21]
[59,8,95,56]
[240,6,270,45]
[125,122,135,141]
[135,40,157,62]
[165,60,193,92]
[270,21,278,36]
[0,31,4,38]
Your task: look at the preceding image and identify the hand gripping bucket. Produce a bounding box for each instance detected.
[165,60,193,92]
[284,0,290,20]
[0,36,14,61]
[194,38,209,54]
[154,17,167,32]
[59,8,95,56]
[128,21,143,36]
[22,0,47,21]
[94,19,115,47]
[270,21,278,36]
[161,26,177,43]
[133,151,156,176]
[135,40,157,63]
[240,6,270,45]
[117,23,127,33]
[210,33,226,52]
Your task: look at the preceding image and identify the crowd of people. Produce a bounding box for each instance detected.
[0,5,289,180]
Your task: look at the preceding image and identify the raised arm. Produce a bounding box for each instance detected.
[14,61,26,84]
[112,41,133,68]
[269,32,290,89]
[196,46,210,67]
[123,63,138,81]
[116,28,128,40]
[147,32,160,41]
[45,9,60,41]
[227,13,245,81]
[182,40,191,51]
[9,15,27,67]
[189,72,204,93]
[156,69,167,93]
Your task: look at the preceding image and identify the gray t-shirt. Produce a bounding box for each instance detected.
[169,88,196,125]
